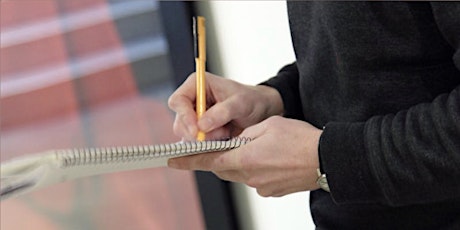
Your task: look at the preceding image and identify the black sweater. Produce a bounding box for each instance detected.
[264,2,460,229]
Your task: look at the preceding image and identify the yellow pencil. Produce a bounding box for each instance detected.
[194,16,206,141]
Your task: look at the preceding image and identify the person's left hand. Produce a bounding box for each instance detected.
[168,116,323,197]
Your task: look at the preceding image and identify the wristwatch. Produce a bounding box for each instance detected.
[316,127,330,192]
[316,168,330,192]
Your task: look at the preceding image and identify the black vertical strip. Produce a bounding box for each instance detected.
[159,2,241,230]
[158,1,195,86]
[194,171,240,230]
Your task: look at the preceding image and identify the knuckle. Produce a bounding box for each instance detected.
[188,72,197,79]
[213,171,227,181]
[212,171,232,181]
[246,177,262,188]
[215,155,227,167]
[256,188,272,197]
[168,74,197,110]
[214,152,240,171]
[167,94,177,109]
[265,115,282,125]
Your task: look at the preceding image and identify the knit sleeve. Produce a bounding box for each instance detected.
[320,2,460,206]
[322,87,460,206]
[261,62,305,120]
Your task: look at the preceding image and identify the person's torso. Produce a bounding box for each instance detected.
[288,1,459,126]
[287,2,460,229]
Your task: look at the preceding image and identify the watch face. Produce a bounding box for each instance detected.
[316,169,330,192]
[317,175,330,192]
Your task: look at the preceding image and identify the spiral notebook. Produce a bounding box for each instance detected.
[0,137,250,201]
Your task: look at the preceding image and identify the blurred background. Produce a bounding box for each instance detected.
[1,1,313,229]
[1,1,204,229]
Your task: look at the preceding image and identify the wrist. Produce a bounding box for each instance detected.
[255,85,284,117]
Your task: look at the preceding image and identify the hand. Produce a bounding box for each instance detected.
[168,72,283,140]
[168,116,323,197]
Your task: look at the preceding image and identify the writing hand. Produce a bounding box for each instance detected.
[168,72,283,140]
[168,116,322,197]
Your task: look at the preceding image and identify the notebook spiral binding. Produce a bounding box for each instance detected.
[0,137,252,201]
[57,137,251,168]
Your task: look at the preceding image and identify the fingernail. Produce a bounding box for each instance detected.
[199,117,213,132]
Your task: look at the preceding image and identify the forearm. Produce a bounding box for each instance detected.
[321,87,460,206]
[254,85,284,118]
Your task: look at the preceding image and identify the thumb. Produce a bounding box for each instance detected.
[197,95,243,132]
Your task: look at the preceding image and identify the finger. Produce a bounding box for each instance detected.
[202,127,231,141]
[168,149,242,171]
[198,95,246,132]
[173,114,233,141]
[168,152,221,170]
[252,175,288,197]
[168,88,198,139]
[238,118,271,139]
[173,113,198,140]
[257,176,310,197]
[213,170,248,183]
[168,74,196,114]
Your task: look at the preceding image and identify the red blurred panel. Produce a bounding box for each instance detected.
[0,200,59,230]
[76,65,138,108]
[0,81,78,130]
[86,97,205,229]
[62,2,138,107]
[65,21,126,59]
[0,97,205,230]
[1,0,206,229]
[1,0,135,127]
[0,35,68,79]
[0,1,58,29]
[0,112,85,161]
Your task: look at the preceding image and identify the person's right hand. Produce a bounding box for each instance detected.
[168,72,284,140]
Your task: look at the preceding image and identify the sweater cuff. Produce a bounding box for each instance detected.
[320,122,381,204]
[261,79,304,120]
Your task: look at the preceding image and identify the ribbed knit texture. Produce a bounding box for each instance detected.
[263,2,460,229]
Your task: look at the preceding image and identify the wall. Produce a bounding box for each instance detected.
[195,1,315,229]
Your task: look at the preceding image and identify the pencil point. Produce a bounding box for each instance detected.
[197,131,206,141]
